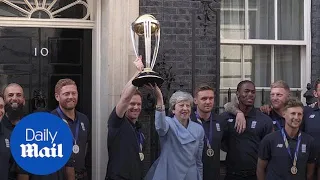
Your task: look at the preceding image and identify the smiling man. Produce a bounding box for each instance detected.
[16,79,91,180]
[51,78,91,180]
[1,83,25,131]
[224,80,291,133]
[105,57,145,180]
[257,98,317,180]
[221,80,273,180]
[0,83,26,180]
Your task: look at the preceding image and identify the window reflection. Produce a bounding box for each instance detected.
[274,46,301,88]
[220,45,242,87]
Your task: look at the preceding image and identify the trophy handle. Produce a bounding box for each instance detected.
[130,27,139,58]
[151,28,160,69]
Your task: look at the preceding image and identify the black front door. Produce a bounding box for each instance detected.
[0,27,92,119]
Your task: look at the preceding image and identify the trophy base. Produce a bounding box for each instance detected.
[132,71,164,87]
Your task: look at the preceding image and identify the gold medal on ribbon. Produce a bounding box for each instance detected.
[139,152,144,161]
[291,166,297,175]
[281,129,301,176]
[206,148,214,157]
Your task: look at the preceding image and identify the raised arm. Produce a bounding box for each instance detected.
[116,56,144,118]
[154,84,169,136]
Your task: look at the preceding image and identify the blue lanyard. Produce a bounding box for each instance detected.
[57,107,80,144]
[137,130,144,152]
[280,128,301,166]
[195,111,213,149]
[273,118,282,130]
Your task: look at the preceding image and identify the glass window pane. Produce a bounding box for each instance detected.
[248,0,275,39]
[222,0,245,8]
[255,90,271,106]
[218,90,237,114]
[221,0,245,39]
[243,45,271,87]
[278,0,304,40]
[220,45,242,88]
[274,46,301,88]
[291,90,301,99]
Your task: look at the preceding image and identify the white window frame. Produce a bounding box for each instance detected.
[220,0,311,105]
[0,0,94,29]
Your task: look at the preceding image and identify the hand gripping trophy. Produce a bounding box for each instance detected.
[130,14,164,87]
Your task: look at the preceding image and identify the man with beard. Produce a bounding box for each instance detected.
[190,84,226,180]
[1,83,25,131]
[221,80,273,180]
[257,98,317,180]
[105,56,145,180]
[224,80,291,132]
[51,78,91,180]
[0,83,25,180]
[17,79,90,180]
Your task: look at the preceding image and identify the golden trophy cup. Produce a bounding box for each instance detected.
[130,14,164,87]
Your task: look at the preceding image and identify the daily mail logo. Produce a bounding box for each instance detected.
[20,129,63,158]
[10,112,73,175]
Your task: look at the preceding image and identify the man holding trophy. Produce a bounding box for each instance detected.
[105,55,145,180]
[105,14,163,180]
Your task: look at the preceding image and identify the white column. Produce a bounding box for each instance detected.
[103,0,139,111]
[91,0,103,179]
[92,0,139,179]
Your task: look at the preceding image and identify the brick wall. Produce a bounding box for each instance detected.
[138,0,220,176]
[312,0,320,83]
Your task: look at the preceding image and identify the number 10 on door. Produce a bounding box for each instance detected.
[34,48,49,57]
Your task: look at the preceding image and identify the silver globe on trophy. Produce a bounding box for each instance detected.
[130,14,164,87]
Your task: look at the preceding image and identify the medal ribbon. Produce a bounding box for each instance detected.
[281,128,301,167]
[273,118,282,130]
[137,130,144,153]
[57,107,80,145]
[195,111,213,149]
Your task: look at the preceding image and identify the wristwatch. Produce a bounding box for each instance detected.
[156,105,165,112]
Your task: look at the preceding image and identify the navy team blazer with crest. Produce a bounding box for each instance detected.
[258,130,317,180]
[190,111,227,180]
[0,122,11,180]
[221,108,273,174]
